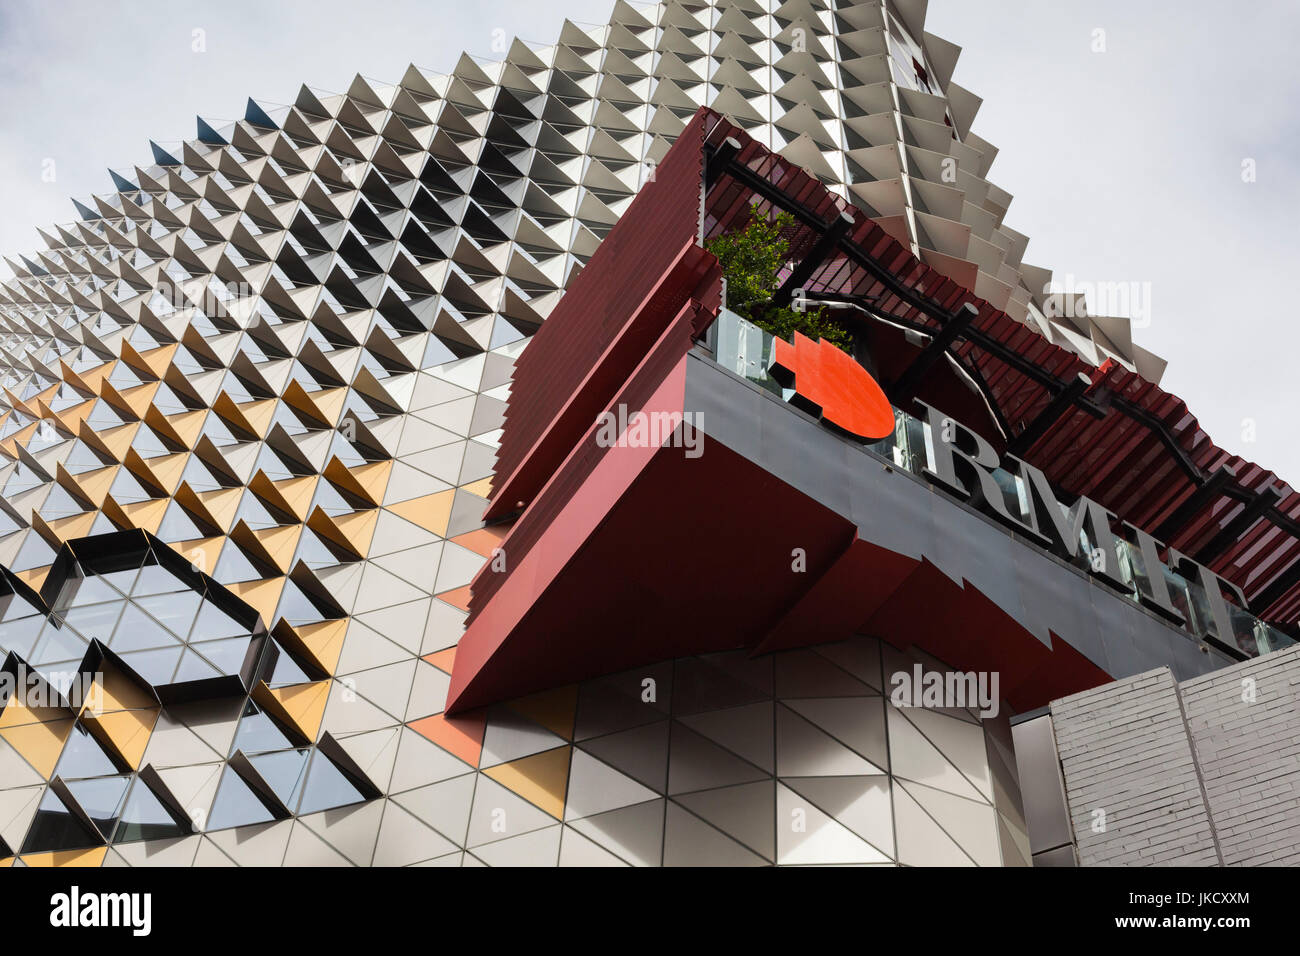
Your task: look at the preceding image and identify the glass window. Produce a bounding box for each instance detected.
[205,764,277,831]
[230,701,296,755]
[189,599,251,642]
[0,613,44,658]
[55,724,123,778]
[29,620,88,667]
[55,572,125,610]
[59,600,126,644]
[110,604,182,652]
[21,787,103,853]
[261,642,312,687]
[191,636,253,677]
[130,561,188,597]
[297,748,368,815]
[116,646,184,686]
[171,648,222,684]
[112,777,188,843]
[63,774,131,839]
[131,590,203,638]
[248,748,311,810]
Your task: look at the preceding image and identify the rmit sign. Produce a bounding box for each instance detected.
[770,332,1252,650]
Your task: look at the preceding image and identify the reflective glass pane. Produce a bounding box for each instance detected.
[0,614,45,657]
[21,788,103,853]
[213,545,268,584]
[96,567,142,596]
[230,702,295,755]
[191,636,252,676]
[247,748,310,809]
[130,562,188,597]
[55,724,121,779]
[297,749,367,815]
[189,599,251,642]
[205,765,276,831]
[59,601,126,644]
[29,621,88,667]
[55,574,125,609]
[275,580,327,626]
[117,647,184,686]
[36,662,83,699]
[110,605,182,652]
[64,775,131,838]
[1226,603,1262,657]
[112,778,189,844]
[131,591,202,638]
[261,642,311,686]
[171,648,223,684]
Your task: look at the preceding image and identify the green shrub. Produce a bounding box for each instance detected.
[705,210,853,352]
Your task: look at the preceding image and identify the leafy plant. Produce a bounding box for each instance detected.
[706,210,853,352]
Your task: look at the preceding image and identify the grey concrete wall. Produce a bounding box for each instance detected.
[1047,643,1300,866]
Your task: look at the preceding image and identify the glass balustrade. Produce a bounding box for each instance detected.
[713,308,784,398]
[711,310,1296,660]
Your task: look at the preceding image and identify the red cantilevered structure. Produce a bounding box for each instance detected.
[447,107,1300,713]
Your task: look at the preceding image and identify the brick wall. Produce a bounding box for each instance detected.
[1052,669,1219,866]
[1048,643,1300,866]
[1179,648,1300,865]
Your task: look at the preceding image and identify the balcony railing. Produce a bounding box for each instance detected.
[711,309,1296,661]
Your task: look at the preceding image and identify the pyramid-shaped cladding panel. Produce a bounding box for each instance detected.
[0,530,381,857]
[25,542,260,691]
[0,0,1057,864]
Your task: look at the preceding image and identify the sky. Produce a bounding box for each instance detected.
[1,0,1297,480]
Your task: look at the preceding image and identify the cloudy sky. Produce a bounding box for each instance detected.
[1,0,1297,480]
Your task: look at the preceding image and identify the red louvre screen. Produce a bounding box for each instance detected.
[484,110,713,521]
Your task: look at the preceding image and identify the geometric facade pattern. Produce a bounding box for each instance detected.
[0,0,1116,864]
[2,627,1028,866]
[385,636,1027,868]
[0,530,380,866]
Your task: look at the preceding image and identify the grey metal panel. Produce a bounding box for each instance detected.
[1032,845,1078,867]
[756,389,860,520]
[1010,713,1075,860]
[848,458,937,564]
[1145,618,1232,680]
[1013,544,1109,669]
[689,353,766,464]
[1085,583,1148,677]
[925,486,1026,625]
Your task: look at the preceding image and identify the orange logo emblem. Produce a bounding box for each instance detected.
[770,332,895,441]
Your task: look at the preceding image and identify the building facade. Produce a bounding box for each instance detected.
[0,0,1295,867]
